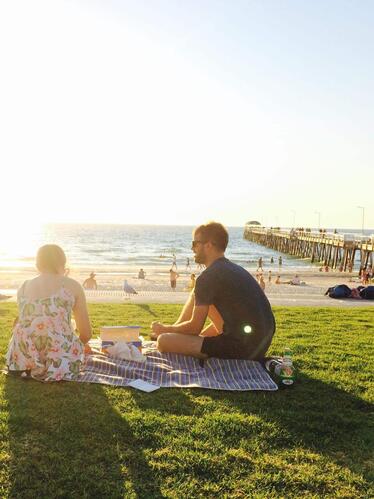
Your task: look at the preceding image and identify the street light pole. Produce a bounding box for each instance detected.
[291,210,296,228]
[314,211,321,230]
[357,206,365,235]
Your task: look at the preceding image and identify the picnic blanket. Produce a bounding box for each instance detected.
[71,344,278,391]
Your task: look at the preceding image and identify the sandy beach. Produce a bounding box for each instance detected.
[1,266,373,307]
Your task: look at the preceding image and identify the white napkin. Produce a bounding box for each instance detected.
[106,340,146,363]
[127,379,160,392]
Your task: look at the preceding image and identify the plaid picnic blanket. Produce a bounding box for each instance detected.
[72,344,278,391]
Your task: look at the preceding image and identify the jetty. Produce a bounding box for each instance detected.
[243,224,373,271]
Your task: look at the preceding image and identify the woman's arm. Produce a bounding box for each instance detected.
[72,283,92,344]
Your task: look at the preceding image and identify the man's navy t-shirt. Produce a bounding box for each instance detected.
[194,257,275,341]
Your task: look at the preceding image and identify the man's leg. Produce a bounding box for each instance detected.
[156,303,225,356]
[157,333,207,359]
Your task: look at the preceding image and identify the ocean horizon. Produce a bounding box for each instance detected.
[1,223,372,275]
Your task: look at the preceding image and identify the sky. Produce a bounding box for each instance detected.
[0,0,373,230]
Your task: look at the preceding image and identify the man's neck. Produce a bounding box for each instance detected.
[205,253,225,268]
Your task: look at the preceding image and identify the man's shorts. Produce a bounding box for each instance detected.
[201,332,273,360]
[170,280,176,289]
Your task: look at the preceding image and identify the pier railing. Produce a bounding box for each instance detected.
[243,226,373,271]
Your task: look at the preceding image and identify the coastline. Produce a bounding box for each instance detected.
[1,265,372,307]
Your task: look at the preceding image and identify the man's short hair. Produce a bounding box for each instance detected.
[194,222,229,251]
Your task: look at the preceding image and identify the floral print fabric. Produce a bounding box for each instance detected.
[6,286,84,381]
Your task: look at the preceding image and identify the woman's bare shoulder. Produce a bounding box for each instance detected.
[62,276,84,294]
[18,276,40,292]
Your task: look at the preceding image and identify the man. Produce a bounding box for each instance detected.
[169,268,179,291]
[151,222,275,359]
[171,253,177,271]
[82,272,97,290]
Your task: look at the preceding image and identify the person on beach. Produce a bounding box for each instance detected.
[151,222,275,360]
[289,274,301,285]
[138,268,146,279]
[368,266,373,283]
[186,257,191,272]
[282,274,305,285]
[82,272,97,290]
[171,253,177,271]
[278,256,282,268]
[169,269,179,291]
[257,257,263,271]
[188,273,196,291]
[361,268,369,286]
[268,270,272,283]
[6,244,92,381]
[259,274,266,291]
[275,275,281,284]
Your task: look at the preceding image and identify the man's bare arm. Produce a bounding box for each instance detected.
[152,305,209,336]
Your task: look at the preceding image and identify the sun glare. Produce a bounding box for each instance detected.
[0,220,43,265]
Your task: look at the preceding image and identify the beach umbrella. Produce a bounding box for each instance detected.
[123,280,138,299]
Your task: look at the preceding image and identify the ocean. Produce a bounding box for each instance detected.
[0,224,372,277]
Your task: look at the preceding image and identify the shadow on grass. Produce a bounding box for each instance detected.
[116,372,373,495]
[135,304,157,318]
[4,376,163,498]
[193,373,374,485]
[127,369,374,488]
[131,388,197,416]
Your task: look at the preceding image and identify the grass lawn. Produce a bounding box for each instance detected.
[0,303,373,498]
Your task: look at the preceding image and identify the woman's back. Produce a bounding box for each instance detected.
[17,275,76,328]
[19,273,79,300]
[6,244,92,381]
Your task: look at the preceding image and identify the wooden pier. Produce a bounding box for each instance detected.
[243,225,373,271]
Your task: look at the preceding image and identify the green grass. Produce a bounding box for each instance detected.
[0,303,373,498]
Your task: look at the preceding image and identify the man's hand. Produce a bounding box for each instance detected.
[151,321,168,339]
[151,321,166,334]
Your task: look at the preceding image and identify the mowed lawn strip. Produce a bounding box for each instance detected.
[0,303,373,498]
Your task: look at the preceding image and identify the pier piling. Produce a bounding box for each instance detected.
[243,225,373,271]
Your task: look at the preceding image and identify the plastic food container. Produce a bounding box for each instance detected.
[100,325,141,342]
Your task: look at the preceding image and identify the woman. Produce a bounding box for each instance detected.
[6,244,92,381]
[188,273,196,291]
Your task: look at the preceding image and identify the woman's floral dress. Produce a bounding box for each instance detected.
[6,285,84,381]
